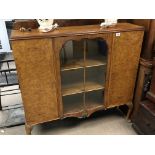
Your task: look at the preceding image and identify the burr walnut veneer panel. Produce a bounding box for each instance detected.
[12,39,59,125]
[108,31,144,107]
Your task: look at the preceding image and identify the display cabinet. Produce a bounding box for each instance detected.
[11,23,144,134]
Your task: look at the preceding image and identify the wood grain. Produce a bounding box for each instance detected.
[131,58,152,119]
[130,19,155,59]
[12,39,59,125]
[107,31,144,108]
[11,23,144,41]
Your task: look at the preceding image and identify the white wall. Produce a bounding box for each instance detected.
[0,19,11,53]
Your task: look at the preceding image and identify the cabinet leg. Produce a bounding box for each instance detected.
[126,102,133,120]
[25,124,32,135]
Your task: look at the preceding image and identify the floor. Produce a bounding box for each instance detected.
[0,109,137,135]
[0,53,137,135]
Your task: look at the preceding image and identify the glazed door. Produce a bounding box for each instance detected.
[107,31,144,108]
[54,34,112,118]
[12,39,59,125]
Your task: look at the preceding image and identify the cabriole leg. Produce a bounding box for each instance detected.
[126,102,133,120]
[25,124,32,135]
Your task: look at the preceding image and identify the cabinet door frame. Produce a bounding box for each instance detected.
[53,33,113,118]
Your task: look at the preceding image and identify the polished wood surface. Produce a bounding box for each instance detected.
[132,58,152,118]
[130,19,155,60]
[132,59,155,134]
[132,100,155,135]
[12,39,59,125]
[107,31,144,108]
[11,23,144,40]
[11,23,144,134]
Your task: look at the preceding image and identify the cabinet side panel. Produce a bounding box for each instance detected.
[107,31,144,107]
[12,39,59,125]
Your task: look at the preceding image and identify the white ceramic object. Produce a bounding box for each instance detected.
[37,19,58,32]
[100,19,118,27]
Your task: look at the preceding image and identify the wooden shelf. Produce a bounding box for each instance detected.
[62,82,84,96]
[61,56,106,71]
[85,81,104,92]
[85,56,107,68]
[61,59,84,71]
[62,81,104,96]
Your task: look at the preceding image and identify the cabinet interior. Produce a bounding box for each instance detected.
[60,38,108,115]
[85,90,104,109]
[62,93,84,114]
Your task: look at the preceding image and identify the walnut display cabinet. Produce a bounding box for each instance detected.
[11,23,144,134]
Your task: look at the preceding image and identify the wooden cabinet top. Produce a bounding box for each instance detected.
[11,23,144,40]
